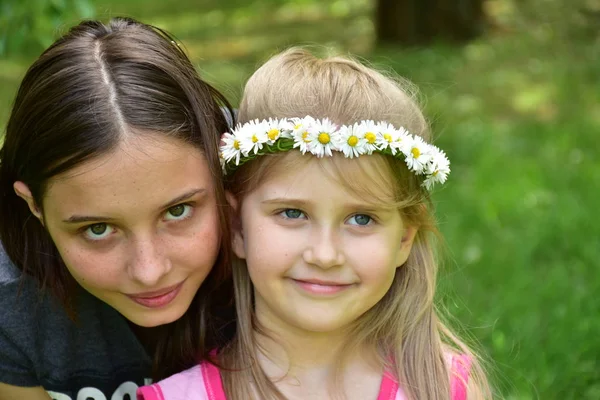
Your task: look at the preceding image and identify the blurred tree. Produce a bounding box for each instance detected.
[0,0,94,57]
[376,0,486,46]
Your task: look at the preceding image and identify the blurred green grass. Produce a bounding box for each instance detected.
[1,0,599,398]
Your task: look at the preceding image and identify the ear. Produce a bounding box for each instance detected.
[394,225,418,268]
[225,191,246,260]
[14,181,44,224]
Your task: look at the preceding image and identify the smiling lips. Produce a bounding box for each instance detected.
[126,280,185,308]
[292,278,354,295]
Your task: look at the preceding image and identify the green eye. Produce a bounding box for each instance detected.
[283,209,304,219]
[168,204,185,217]
[90,223,107,235]
[83,223,115,241]
[165,204,192,221]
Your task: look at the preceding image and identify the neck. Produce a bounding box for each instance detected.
[253,307,380,386]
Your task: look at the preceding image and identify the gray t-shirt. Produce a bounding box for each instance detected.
[0,245,152,400]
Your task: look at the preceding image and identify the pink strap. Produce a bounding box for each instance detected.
[377,370,400,400]
[137,384,165,400]
[200,361,228,400]
[450,354,472,400]
[379,354,471,400]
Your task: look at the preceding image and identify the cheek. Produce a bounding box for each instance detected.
[172,207,221,271]
[348,236,399,282]
[244,221,296,273]
[56,241,126,289]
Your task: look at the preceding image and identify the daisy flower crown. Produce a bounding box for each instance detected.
[220,116,450,190]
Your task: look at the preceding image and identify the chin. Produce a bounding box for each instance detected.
[120,296,194,328]
[127,306,187,328]
[291,317,349,333]
[145,312,183,327]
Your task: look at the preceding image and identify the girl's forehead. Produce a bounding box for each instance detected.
[255,154,397,205]
[54,134,202,181]
[43,134,212,217]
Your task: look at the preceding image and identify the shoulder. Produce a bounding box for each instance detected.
[138,364,210,400]
[0,243,41,316]
[0,244,43,386]
[0,243,21,285]
[0,242,63,353]
[0,244,152,394]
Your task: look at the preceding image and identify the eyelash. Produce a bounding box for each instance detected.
[80,203,195,242]
[277,209,307,220]
[163,203,194,222]
[347,214,377,226]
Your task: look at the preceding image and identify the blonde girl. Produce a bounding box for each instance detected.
[139,47,491,400]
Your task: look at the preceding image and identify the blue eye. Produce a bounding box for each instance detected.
[347,214,372,226]
[83,223,115,241]
[280,209,305,219]
[164,204,192,221]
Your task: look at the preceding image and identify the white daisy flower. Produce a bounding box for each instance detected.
[220,132,242,165]
[277,118,295,138]
[375,122,410,155]
[424,148,450,186]
[291,118,314,154]
[263,118,282,143]
[238,119,268,155]
[375,121,397,152]
[335,124,367,158]
[355,120,379,154]
[390,126,411,154]
[403,135,432,174]
[422,175,438,191]
[307,118,337,157]
[290,116,315,134]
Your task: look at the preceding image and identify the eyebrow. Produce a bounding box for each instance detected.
[62,188,206,224]
[261,197,390,213]
[261,198,309,207]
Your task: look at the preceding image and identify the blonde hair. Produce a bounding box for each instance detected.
[221,47,492,399]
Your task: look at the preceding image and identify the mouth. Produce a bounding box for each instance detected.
[126,280,186,308]
[291,278,355,295]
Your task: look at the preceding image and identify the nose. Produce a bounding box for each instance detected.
[127,234,172,287]
[302,226,345,269]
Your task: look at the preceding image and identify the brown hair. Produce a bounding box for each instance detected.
[0,17,234,379]
[221,48,491,399]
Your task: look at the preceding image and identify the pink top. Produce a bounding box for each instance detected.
[138,354,471,400]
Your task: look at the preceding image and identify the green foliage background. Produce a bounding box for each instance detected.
[1,0,598,398]
[0,0,94,56]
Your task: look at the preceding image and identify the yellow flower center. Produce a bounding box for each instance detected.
[318,132,330,144]
[432,170,439,176]
[365,132,376,144]
[411,147,421,158]
[383,133,392,143]
[294,123,302,130]
[233,140,240,149]
[268,128,279,140]
[252,134,258,143]
[347,135,359,147]
[302,131,310,143]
